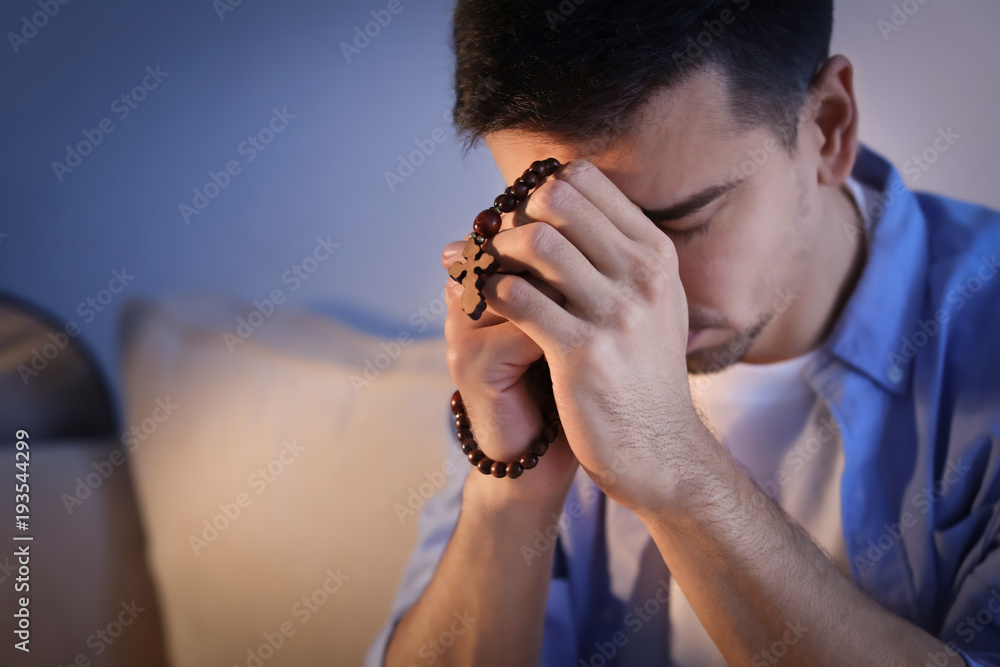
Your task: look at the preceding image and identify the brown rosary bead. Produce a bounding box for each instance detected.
[518,171,539,189]
[449,159,564,476]
[473,208,502,239]
[494,194,518,213]
[529,438,549,457]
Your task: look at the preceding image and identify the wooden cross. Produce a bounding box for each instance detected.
[448,236,500,320]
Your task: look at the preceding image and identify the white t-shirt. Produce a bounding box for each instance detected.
[618,178,869,666]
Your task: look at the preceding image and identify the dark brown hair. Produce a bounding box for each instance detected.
[451,0,834,155]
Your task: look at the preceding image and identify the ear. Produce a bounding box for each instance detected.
[801,54,859,188]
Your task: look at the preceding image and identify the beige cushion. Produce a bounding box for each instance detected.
[0,438,168,666]
[119,292,456,666]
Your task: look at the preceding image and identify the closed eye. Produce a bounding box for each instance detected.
[660,218,713,243]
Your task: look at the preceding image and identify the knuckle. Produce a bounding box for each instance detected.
[522,222,560,260]
[609,295,645,331]
[630,251,672,298]
[493,274,527,304]
[649,237,678,269]
[528,177,573,213]
[557,319,597,360]
[559,158,595,180]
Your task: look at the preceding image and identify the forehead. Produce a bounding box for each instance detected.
[484,69,778,208]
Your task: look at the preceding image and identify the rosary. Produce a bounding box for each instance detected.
[447,157,563,479]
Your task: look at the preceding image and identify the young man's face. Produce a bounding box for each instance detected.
[485,67,833,374]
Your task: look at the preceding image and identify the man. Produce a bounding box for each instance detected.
[368,1,1000,665]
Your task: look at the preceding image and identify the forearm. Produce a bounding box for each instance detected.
[385,470,572,667]
[636,426,965,667]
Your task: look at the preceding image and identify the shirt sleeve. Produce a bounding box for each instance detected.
[937,501,1000,666]
[364,422,472,667]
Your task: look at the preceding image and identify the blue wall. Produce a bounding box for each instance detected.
[1,0,998,410]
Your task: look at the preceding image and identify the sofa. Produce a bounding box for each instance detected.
[0,291,463,665]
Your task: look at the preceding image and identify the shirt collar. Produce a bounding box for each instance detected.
[820,143,929,396]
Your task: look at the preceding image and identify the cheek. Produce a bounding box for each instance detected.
[676,184,804,326]
[677,213,772,315]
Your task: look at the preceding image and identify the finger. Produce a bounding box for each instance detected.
[445,270,563,330]
[447,319,544,389]
[443,237,570,327]
[441,240,467,270]
[551,159,664,246]
[512,176,634,281]
[482,272,581,357]
[443,238,512,327]
[485,222,616,319]
[518,271,565,307]
[445,278,507,330]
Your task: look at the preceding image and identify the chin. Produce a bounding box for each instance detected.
[685,315,772,375]
[686,344,745,375]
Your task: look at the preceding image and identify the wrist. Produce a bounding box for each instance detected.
[462,460,576,518]
[633,422,743,528]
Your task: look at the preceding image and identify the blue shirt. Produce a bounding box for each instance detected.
[365,144,1000,667]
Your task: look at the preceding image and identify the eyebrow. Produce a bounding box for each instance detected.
[639,178,744,224]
